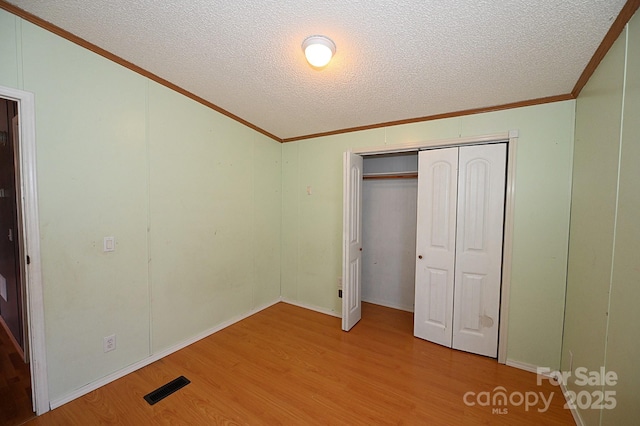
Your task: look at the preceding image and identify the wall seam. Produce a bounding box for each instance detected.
[599,22,629,426]
[251,134,256,308]
[559,99,578,372]
[279,143,283,298]
[145,79,153,356]
[15,15,23,89]
[296,144,300,302]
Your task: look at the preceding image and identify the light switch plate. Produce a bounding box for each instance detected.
[103,236,115,252]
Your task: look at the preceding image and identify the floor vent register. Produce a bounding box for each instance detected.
[143,376,191,405]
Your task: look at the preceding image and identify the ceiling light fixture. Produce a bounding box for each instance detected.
[302,35,336,68]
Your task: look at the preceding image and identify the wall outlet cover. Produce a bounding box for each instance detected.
[103,334,116,352]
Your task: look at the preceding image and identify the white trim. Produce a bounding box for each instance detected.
[507,360,581,425]
[0,85,49,415]
[353,132,510,155]
[560,380,584,426]
[498,132,518,364]
[505,359,544,374]
[50,298,280,409]
[361,297,413,313]
[280,297,341,318]
[346,131,517,364]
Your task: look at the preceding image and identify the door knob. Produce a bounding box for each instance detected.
[418,255,423,259]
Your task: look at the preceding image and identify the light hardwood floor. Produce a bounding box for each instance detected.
[0,319,34,426]
[26,302,575,425]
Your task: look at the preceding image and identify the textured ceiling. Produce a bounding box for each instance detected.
[5,0,628,140]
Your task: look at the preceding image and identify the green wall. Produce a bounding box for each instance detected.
[0,9,281,402]
[147,82,281,352]
[1,4,585,411]
[282,101,575,370]
[561,22,625,426]
[563,10,640,425]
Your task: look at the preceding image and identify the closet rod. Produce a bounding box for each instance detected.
[363,172,418,180]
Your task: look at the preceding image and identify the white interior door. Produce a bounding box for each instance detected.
[342,152,363,331]
[413,148,458,346]
[452,144,506,357]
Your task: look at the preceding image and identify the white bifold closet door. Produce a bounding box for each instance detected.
[414,143,506,357]
[413,147,458,348]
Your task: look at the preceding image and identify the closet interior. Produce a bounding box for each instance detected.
[361,152,418,314]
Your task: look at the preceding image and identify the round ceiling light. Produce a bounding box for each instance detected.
[302,35,336,68]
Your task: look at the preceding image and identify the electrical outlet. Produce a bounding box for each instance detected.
[337,276,342,289]
[103,334,116,353]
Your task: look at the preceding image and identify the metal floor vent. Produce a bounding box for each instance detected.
[144,376,190,405]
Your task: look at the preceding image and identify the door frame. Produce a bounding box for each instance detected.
[343,130,518,364]
[0,85,49,414]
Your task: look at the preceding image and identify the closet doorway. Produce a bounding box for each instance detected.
[361,152,418,313]
[342,132,518,363]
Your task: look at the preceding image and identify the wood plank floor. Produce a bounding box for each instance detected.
[0,319,34,426]
[26,302,575,425]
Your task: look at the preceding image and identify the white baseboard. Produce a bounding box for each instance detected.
[50,298,281,410]
[506,360,580,426]
[279,297,341,318]
[560,381,584,426]
[361,297,414,313]
[505,359,545,374]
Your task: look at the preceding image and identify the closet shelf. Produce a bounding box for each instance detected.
[363,172,418,180]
